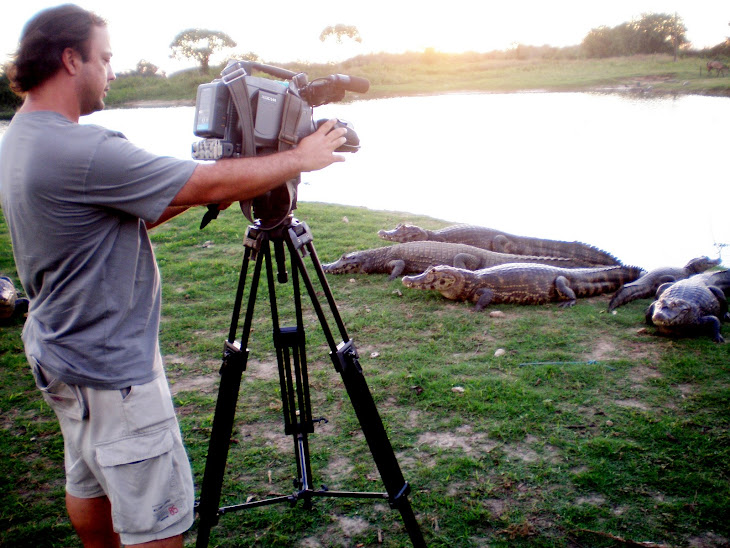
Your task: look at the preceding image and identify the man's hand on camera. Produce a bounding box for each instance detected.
[295,119,348,172]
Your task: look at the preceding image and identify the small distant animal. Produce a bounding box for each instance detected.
[645,270,730,343]
[706,60,728,77]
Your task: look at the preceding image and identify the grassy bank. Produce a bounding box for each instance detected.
[2,53,728,120]
[108,54,730,106]
[102,53,730,108]
[2,202,729,547]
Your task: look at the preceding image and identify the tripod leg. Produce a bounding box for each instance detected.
[285,233,426,546]
[196,246,264,547]
[334,343,426,547]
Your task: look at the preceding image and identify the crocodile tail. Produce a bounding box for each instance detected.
[705,269,730,294]
[494,237,621,266]
[519,255,602,268]
[608,282,653,311]
[534,242,622,266]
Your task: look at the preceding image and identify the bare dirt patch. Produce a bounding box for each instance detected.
[585,338,618,362]
[613,398,650,411]
[687,532,730,547]
[169,374,217,395]
[417,425,499,457]
[575,494,606,506]
[629,364,663,383]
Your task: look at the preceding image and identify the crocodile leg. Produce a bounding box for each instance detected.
[387,260,406,281]
[453,253,480,270]
[474,288,495,311]
[697,315,725,343]
[491,234,511,253]
[645,303,657,325]
[555,276,578,308]
[709,286,728,321]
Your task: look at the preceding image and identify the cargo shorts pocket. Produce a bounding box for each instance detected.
[30,359,88,421]
[96,428,190,535]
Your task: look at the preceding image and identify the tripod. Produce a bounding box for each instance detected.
[195,216,426,547]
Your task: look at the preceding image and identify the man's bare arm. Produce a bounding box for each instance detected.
[170,119,347,208]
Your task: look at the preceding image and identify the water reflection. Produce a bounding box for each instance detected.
[2,93,728,270]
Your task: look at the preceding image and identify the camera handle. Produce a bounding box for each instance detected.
[194,217,426,547]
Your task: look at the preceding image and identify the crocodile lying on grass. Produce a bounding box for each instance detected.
[608,256,721,312]
[401,263,644,310]
[378,223,621,266]
[322,242,599,281]
[646,269,730,343]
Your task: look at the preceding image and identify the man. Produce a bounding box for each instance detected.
[0,4,347,547]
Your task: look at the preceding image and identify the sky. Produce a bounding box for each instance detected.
[2,1,729,75]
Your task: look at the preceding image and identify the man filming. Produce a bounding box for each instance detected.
[0,4,347,547]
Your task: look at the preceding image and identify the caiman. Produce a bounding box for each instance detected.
[645,269,730,343]
[401,263,644,310]
[322,242,596,281]
[378,223,621,266]
[608,256,721,311]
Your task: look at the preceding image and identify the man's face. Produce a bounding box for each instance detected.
[77,25,116,115]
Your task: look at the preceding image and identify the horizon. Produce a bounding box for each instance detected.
[2,1,729,76]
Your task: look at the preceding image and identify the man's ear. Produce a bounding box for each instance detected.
[61,47,82,75]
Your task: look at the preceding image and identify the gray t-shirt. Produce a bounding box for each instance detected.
[0,111,197,389]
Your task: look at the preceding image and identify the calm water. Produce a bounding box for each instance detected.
[2,92,728,270]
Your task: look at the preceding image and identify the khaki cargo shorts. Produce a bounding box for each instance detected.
[30,360,195,545]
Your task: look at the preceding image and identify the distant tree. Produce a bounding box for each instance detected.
[582,26,617,58]
[667,13,686,60]
[582,12,687,59]
[135,60,159,77]
[632,13,687,56]
[319,24,362,45]
[170,29,237,74]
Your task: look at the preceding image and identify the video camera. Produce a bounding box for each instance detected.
[192,60,368,229]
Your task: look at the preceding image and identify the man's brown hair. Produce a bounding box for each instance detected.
[8,4,106,94]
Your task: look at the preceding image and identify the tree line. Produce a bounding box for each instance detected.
[159,14,728,75]
[2,12,729,113]
[582,13,686,59]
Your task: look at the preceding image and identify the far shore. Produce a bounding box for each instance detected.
[110,82,730,111]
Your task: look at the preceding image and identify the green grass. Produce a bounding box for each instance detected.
[2,52,728,119]
[1,203,729,547]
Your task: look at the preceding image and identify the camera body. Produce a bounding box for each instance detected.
[192,61,365,228]
[193,75,313,160]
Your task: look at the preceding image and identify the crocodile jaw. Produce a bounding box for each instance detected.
[322,252,365,274]
[402,267,462,299]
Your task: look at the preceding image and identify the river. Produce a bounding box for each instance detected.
[2,92,728,270]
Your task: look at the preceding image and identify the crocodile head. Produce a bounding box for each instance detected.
[322,250,372,274]
[377,223,428,243]
[402,266,466,300]
[684,256,721,274]
[651,298,700,328]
